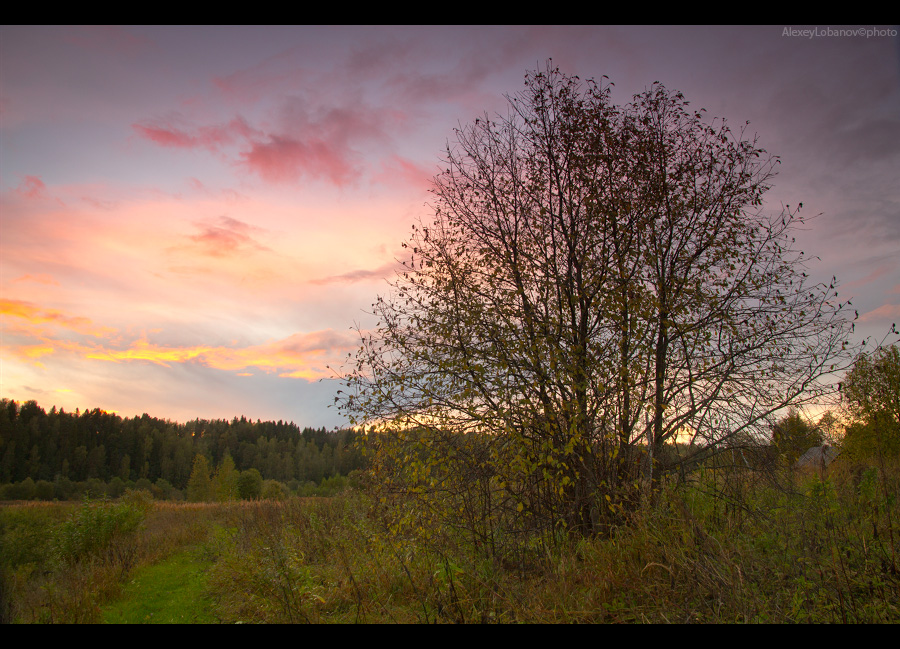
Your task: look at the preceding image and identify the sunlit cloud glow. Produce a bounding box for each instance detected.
[1,298,116,338]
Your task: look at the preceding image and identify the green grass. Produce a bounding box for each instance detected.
[102,547,217,624]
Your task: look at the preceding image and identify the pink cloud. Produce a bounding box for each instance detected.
[373,154,437,192]
[16,175,48,199]
[858,303,900,323]
[132,116,257,152]
[842,263,897,292]
[133,122,198,148]
[133,93,401,188]
[184,216,271,258]
[239,134,359,185]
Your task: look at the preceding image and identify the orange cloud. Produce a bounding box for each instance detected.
[85,338,213,367]
[13,273,60,286]
[2,320,359,381]
[0,298,116,337]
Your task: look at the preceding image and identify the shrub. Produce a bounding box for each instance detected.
[237,469,263,500]
[52,491,150,566]
[261,479,288,500]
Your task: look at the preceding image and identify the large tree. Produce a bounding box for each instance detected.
[340,65,859,546]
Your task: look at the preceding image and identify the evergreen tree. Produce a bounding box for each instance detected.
[186,453,214,502]
[213,451,239,501]
[772,408,824,465]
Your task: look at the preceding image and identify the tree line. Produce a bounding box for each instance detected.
[0,399,366,501]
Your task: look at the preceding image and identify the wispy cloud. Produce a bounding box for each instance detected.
[133,96,401,188]
[132,115,258,152]
[842,262,898,293]
[2,304,358,381]
[15,175,49,199]
[1,298,116,338]
[858,303,900,323]
[181,215,271,258]
[238,133,360,186]
[309,260,402,286]
[13,273,60,286]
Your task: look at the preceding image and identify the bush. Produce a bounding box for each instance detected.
[236,469,263,500]
[261,479,288,500]
[52,491,150,566]
[34,480,55,501]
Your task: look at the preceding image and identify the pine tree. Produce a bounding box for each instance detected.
[186,454,213,502]
[213,451,238,501]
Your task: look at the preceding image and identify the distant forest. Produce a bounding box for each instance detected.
[0,398,366,500]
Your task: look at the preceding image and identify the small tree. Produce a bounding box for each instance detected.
[236,468,262,500]
[340,64,859,550]
[186,454,213,502]
[772,408,824,465]
[260,479,288,500]
[213,451,239,502]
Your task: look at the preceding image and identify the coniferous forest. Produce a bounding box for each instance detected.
[0,398,366,501]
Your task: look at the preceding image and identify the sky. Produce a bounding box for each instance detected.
[1,25,899,429]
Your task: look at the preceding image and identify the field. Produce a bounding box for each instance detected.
[1,459,898,623]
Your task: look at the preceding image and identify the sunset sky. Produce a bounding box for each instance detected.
[2,25,898,428]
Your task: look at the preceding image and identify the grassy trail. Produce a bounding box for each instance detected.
[102,547,218,624]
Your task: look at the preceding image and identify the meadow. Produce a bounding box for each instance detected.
[1,455,898,623]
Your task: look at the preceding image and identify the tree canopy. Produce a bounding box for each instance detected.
[841,344,900,460]
[339,65,860,545]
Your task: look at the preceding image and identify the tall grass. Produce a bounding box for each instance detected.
[3,459,898,623]
[202,460,900,623]
[0,491,227,623]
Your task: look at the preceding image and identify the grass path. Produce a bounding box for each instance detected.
[102,547,218,624]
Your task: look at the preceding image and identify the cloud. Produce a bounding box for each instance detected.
[132,115,258,152]
[134,111,372,187]
[182,215,271,258]
[0,298,116,338]
[13,273,59,286]
[1,296,357,381]
[238,133,359,186]
[15,175,49,199]
[373,155,438,192]
[841,262,898,293]
[309,261,402,285]
[82,330,357,380]
[858,303,900,323]
[134,77,406,188]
